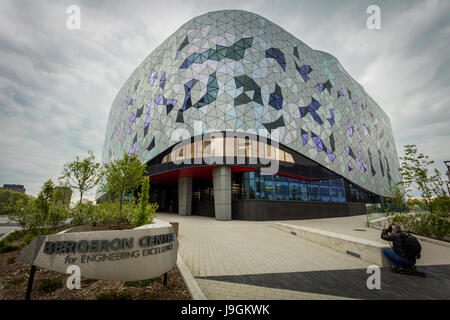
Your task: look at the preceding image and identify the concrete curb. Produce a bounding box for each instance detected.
[369,225,450,248]
[176,255,207,300]
[0,230,16,242]
[273,223,391,267]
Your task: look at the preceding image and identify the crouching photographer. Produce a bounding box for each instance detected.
[381,223,421,272]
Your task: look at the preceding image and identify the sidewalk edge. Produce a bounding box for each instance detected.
[176,254,207,300]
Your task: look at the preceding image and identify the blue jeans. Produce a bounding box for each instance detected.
[383,248,416,269]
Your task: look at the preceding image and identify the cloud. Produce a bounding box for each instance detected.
[0,0,448,201]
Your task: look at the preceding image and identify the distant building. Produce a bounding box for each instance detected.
[1,184,26,194]
[53,186,72,206]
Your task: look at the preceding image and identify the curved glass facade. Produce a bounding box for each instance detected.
[232,172,346,202]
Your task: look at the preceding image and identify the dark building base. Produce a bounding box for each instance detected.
[231,200,366,221]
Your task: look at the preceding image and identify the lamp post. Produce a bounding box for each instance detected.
[445,161,450,196]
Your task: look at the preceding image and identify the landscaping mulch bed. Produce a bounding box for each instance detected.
[0,230,191,300]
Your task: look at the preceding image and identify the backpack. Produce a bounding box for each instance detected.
[402,232,422,259]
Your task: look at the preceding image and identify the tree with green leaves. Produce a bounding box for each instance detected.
[133,177,158,227]
[0,189,30,216]
[100,153,146,211]
[35,179,55,225]
[59,150,102,204]
[399,145,446,212]
[386,183,407,212]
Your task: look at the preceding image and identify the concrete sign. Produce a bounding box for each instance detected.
[18,219,178,281]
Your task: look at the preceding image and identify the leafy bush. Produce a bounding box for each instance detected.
[72,202,95,225]
[430,196,450,214]
[21,231,37,247]
[4,277,26,289]
[7,256,16,264]
[7,198,39,232]
[96,291,132,300]
[0,239,20,253]
[93,201,123,228]
[47,204,70,228]
[0,189,30,216]
[131,177,158,227]
[387,211,450,240]
[124,277,161,287]
[38,278,63,293]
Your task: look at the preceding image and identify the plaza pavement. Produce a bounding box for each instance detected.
[0,216,20,238]
[158,213,450,300]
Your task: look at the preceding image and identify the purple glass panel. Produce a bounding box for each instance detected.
[326,149,336,162]
[302,133,308,145]
[128,142,136,156]
[149,69,158,87]
[144,101,151,128]
[155,94,164,106]
[160,73,166,88]
[315,83,324,92]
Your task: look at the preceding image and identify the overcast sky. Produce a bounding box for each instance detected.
[0,0,449,201]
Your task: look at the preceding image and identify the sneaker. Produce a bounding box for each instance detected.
[408,265,417,272]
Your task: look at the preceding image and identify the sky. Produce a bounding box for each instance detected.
[0,0,449,202]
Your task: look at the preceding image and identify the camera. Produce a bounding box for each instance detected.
[386,225,393,233]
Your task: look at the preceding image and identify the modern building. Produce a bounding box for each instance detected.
[99,10,401,220]
[1,184,26,194]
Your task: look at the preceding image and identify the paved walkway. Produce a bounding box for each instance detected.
[158,213,450,300]
[0,216,20,239]
[281,215,450,266]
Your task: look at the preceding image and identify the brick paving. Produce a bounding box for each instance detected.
[158,213,450,300]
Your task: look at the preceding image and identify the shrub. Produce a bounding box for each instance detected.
[7,256,16,264]
[0,240,20,253]
[21,231,37,247]
[0,189,30,216]
[72,202,95,225]
[96,291,132,300]
[430,196,450,214]
[47,204,69,228]
[93,201,123,228]
[4,277,26,289]
[7,199,39,232]
[389,211,450,240]
[38,278,63,293]
[132,177,158,227]
[124,277,161,287]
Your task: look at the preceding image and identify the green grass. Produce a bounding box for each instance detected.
[4,277,26,289]
[124,276,161,287]
[96,291,132,300]
[38,278,63,293]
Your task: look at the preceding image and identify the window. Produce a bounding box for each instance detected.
[163,136,295,164]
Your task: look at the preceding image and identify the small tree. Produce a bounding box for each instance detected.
[35,179,55,227]
[100,153,146,211]
[133,177,158,227]
[398,145,444,212]
[60,150,102,204]
[386,183,407,212]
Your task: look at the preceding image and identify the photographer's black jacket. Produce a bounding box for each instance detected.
[381,229,408,259]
